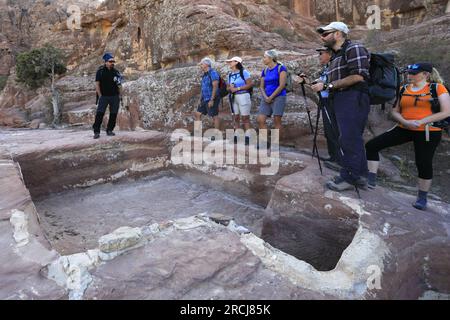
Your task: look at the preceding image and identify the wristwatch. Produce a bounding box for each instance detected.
[325,83,335,91]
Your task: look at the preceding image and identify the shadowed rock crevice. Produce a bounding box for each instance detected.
[261,212,359,271]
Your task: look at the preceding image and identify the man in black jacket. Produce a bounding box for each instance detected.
[93,53,122,139]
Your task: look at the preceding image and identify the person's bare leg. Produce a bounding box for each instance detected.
[367,160,380,174]
[257,114,267,130]
[242,115,251,131]
[213,116,220,130]
[418,178,432,192]
[273,116,282,130]
[234,115,241,130]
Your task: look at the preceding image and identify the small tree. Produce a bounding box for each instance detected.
[16,44,67,125]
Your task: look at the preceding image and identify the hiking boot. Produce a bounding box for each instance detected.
[331,175,367,189]
[326,176,355,192]
[356,176,368,189]
[93,133,100,139]
[324,160,341,172]
[367,172,377,190]
[412,199,427,211]
[106,131,115,136]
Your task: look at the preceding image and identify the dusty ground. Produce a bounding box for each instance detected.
[34,172,267,255]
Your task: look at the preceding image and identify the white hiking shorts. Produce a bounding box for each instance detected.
[232,93,252,116]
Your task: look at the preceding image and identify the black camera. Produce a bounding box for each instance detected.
[113,75,123,86]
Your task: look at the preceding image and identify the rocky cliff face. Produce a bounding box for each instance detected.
[287,0,449,30]
[0,0,449,130]
[0,0,322,130]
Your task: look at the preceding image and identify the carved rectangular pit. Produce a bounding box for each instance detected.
[32,172,268,255]
[7,129,358,274]
[261,212,359,271]
[260,171,360,272]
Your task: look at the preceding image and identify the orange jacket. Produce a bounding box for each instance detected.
[399,83,448,131]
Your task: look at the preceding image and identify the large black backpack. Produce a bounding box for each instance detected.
[368,53,401,108]
[399,83,450,131]
[339,47,400,109]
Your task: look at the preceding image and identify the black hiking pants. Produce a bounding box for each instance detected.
[93,95,120,134]
[365,126,442,179]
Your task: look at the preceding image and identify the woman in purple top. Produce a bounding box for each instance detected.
[257,50,287,135]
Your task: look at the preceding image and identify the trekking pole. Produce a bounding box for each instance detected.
[312,93,324,175]
[301,82,314,134]
[320,93,344,159]
[229,94,235,130]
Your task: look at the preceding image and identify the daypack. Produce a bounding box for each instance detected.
[368,53,401,107]
[218,77,228,98]
[399,82,450,130]
[207,70,228,98]
[340,48,400,108]
[228,70,253,96]
[264,63,293,93]
[95,65,123,104]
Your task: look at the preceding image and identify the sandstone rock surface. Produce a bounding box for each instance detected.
[263,163,450,299]
[1,129,449,300]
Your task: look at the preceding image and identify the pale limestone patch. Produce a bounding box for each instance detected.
[9,209,30,247]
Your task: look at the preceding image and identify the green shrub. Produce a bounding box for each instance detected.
[16,44,67,125]
[16,44,67,89]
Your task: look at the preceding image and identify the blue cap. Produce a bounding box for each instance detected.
[407,62,433,75]
[102,53,114,62]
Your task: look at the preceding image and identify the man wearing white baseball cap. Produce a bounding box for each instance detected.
[311,21,371,192]
[317,21,350,35]
[225,56,254,144]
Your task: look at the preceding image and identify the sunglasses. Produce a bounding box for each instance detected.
[321,31,336,37]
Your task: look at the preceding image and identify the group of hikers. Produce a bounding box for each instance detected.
[195,49,289,145]
[93,21,450,211]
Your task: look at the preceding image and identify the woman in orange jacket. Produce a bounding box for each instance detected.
[365,62,450,210]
